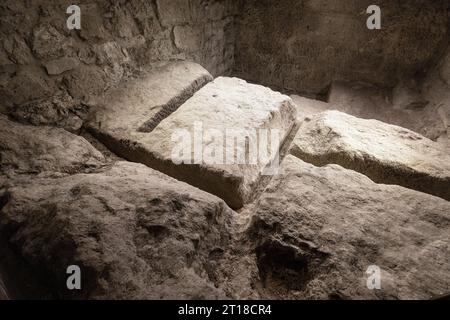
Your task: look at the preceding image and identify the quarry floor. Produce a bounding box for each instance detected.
[0,61,449,300]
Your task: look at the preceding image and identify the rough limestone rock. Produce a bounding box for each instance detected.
[0,276,8,300]
[235,0,448,95]
[422,48,450,148]
[291,111,450,201]
[0,161,234,299]
[44,57,80,76]
[8,94,87,133]
[290,95,329,119]
[89,61,213,136]
[156,0,191,28]
[93,76,297,208]
[249,155,450,300]
[0,115,105,175]
[328,81,447,143]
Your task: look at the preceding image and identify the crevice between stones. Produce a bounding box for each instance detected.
[137,74,212,133]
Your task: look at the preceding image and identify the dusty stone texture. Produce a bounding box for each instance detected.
[328,78,450,146]
[328,82,395,116]
[327,82,445,139]
[88,61,213,137]
[0,276,8,300]
[8,93,87,133]
[93,77,297,209]
[422,48,450,148]
[44,57,80,75]
[0,223,53,300]
[290,47,450,148]
[0,0,448,301]
[80,131,124,164]
[0,115,105,176]
[291,95,330,120]
[249,155,450,300]
[0,161,234,299]
[0,0,237,128]
[290,111,450,201]
[235,0,449,95]
[291,74,449,150]
[0,65,57,107]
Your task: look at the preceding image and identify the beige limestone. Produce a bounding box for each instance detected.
[250,155,450,299]
[290,111,450,201]
[0,161,234,299]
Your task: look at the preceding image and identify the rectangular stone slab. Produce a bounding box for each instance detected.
[92,76,298,208]
[89,61,213,137]
[290,110,450,201]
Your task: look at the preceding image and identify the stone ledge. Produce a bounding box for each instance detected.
[291,111,450,201]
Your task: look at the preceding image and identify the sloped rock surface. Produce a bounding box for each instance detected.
[89,61,213,136]
[0,161,234,299]
[102,76,297,209]
[249,155,450,299]
[0,115,105,175]
[291,111,450,201]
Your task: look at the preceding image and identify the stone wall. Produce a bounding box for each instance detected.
[234,0,449,96]
[1,0,448,132]
[0,0,237,131]
[421,47,450,146]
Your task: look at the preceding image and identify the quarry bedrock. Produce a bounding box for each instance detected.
[1,1,448,116]
[0,0,449,301]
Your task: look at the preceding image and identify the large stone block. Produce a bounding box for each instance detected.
[0,161,234,299]
[291,111,450,201]
[249,155,450,299]
[1,66,56,107]
[92,76,297,208]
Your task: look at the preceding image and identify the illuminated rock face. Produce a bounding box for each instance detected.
[91,72,298,209]
[249,155,450,300]
[291,111,450,201]
[1,77,450,301]
[0,0,449,301]
[137,77,297,209]
[0,161,233,299]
